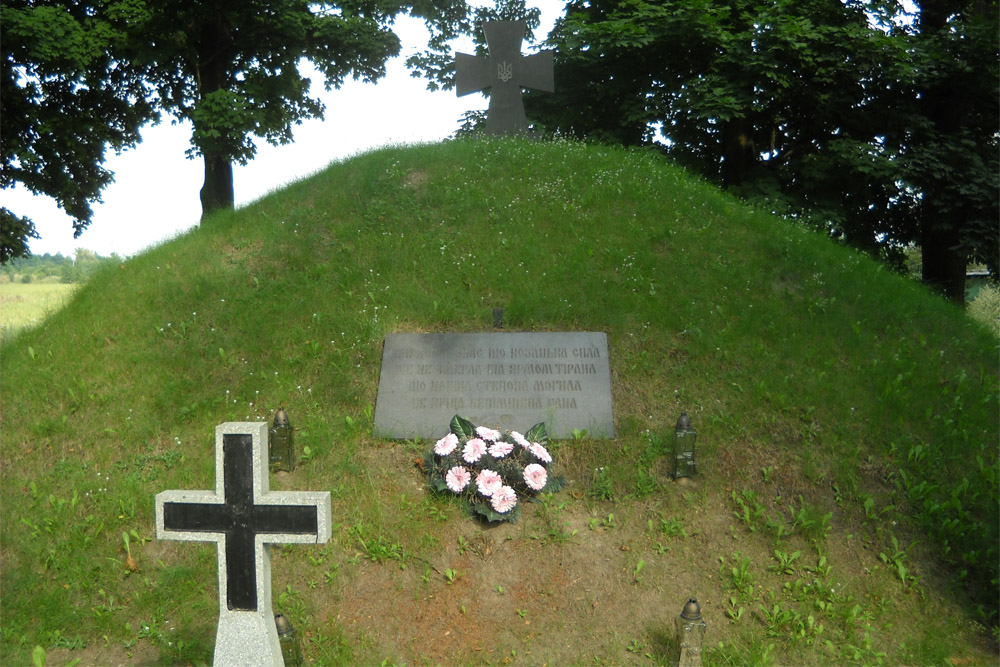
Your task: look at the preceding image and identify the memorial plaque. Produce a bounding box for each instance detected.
[374,332,614,439]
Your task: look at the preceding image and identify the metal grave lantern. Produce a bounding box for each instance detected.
[269,408,296,472]
[673,412,698,479]
[275,613,302,666]
[675,597,707,667]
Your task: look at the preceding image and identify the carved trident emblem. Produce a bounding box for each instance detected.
[497,60,513,83]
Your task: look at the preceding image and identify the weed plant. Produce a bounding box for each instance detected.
[1,138,996,665]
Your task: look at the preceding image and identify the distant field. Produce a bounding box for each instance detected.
[0,281,76,341]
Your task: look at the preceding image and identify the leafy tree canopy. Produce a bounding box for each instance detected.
[528,0,998,302]
[1,0,471,262]
[123,0,470,216]
[1,1,156,263]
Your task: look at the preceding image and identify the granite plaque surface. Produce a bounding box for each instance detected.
[374,332,614,439]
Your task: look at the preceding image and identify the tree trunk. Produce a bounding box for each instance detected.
[721,117,756,189]
[921,222,967,303]
[197,13,235,221]
[916,0,970,304]
[200,154,234,218]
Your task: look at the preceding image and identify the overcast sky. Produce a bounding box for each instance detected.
[6,2,563,258]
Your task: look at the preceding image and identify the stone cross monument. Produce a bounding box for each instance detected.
[456,20,554,135]
[155,422,331,666]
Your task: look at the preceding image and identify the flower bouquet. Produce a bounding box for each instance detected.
[424,415,565,522]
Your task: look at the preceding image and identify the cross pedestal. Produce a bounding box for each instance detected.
[456,20,554,135]
[155,422,331,666]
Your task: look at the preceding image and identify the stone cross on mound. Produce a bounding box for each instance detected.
[155,422,331,666]
[456,20,554,135]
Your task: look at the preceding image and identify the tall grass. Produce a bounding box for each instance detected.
[1,138,996,665]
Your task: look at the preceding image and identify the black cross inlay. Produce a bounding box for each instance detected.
[162,434,319,611]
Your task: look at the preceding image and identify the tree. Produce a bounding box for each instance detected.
[1,0,472,258]
[1,1,155,264]
[532,0,998,302]
[905,1,998,302]
[123,0,469,217]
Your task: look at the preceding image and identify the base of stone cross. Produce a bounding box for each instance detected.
[215,607,283,666]
[678,646,703,667]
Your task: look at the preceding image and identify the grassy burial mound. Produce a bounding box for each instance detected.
[1,138,997,666]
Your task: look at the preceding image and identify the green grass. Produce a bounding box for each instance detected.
[2,137,997,666]
[0,280,77,342]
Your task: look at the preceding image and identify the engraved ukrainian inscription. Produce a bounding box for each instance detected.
[374,332,614,439]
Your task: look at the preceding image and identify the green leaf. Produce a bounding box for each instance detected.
[470,501,520,523]
[32,645,45,667]
[449,415,476,439]
[524,421,549,445]
[541,473,567,494]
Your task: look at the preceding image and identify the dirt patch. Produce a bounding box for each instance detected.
[323,504,710,664]
[403,170,430,190]
[44,641,161,667]
[304,444,742,664]
[48,441,993,666]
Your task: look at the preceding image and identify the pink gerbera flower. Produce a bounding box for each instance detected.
[490,485,518,513]
[475,426,502,442]
[528,442,553,464]
[509,431,530,448]
[523,463,548,491]
[488,441,514,458]
[434,432,459,456]
[445,466,471,493]
[476,469,503,497]
[462,438,487,463]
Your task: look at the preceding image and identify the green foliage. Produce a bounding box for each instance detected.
[408,0,542,94]
[1,1,155,258]
[127,0,469,214]
[2,249,121,284]
[534,0,999,300]
[0,209,38,264]
[968,283,1000,337]
[2,0,474,245]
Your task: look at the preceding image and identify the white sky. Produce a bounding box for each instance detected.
[5,2,564,258]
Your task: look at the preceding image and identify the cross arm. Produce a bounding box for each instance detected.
[156,490,225,541]
[519,51,555,93]
[456,52,493,97]
[257,492,332,544]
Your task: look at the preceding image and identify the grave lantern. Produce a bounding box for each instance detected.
[673,412,698,479]
[269,408,296,472]
[274,613,302,666]
[675,597,707,667]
